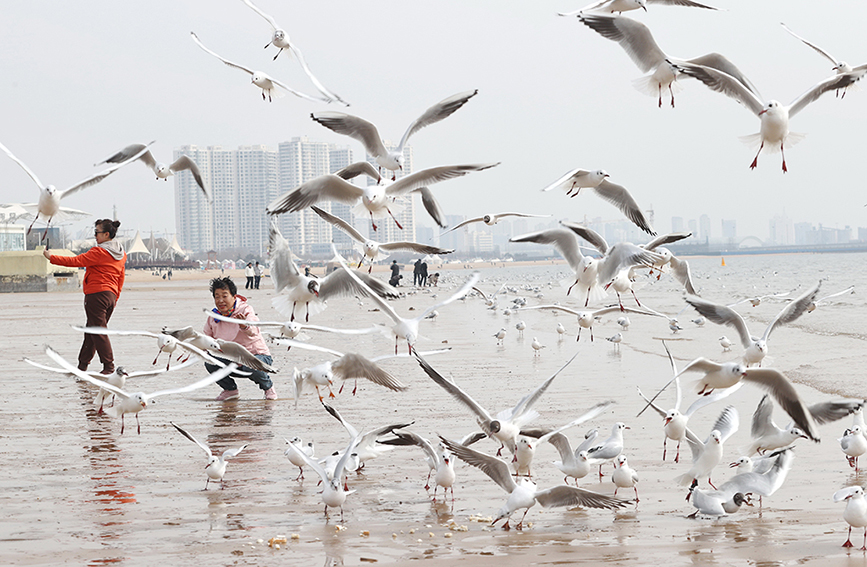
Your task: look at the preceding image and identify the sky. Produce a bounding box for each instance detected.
[1,0,865,243]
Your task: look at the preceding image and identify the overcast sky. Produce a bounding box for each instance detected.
[1,0,865,242]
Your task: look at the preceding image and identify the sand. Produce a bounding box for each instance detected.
[2,261,866,566]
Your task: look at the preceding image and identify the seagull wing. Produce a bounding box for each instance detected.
[267,174,365,215]
[440,216,485,236]
[321,402,360,438]
[412,186,447,228]
[438,436,516,494]
[332,253,403,324]
[521,304,583,317]
[761,280,821,341]
[535,485,629,510]
[268,75,330,103]
[190,32,254,75]
[334,161,381,183]
[685,53,760,96]
[0,141,45,189]
[241,0,279,30]
[539,168,592,193]
[578,14,666,73]
[330,353,407,391]
[685,296,752,348]
[317,269,399,302]
[267,220,300,292]
[383,431,439,465]
[397,90,479,151]
[416,353,494,425]
[311,112,388,158]
[598,243,662,284]
[418,272,480,320]
[719,447,793,497]
[509,351,583,421]
[644,232,692,250]
[285,439,330,484]
[310,205,366,243]
[671,61,765,116]
[683,382,744,416]
[203,309,284,329]
[95,143,156,170]
[558,221,609,255]
[60,143,154,200]
[162,326,198,341]
[509,228,585,272]
[743,368,817,441]
[213,340,278,372]
[808,399,863,425]
[636,387,667,419]
[710,405,739,443]
[751,394,777,438]
[593,179,655,235]
[669,255,698,295]
[287,44,349,106]
[171,422,213,458]
[169,155,210,201]
[780,23,839,66]
[379,241,454,255]
[147,363,239,399]
[72,326,161,340]
[387,163,500,198]
[647,0,718,8]
[676,356,726,377]
[267,337,343,357]
[40,347,130,399]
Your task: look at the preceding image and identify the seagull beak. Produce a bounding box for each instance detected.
[744,496,754,507]
[664,417,671,426]
[313,290,320,297]
[728,461,739,468]
[758,109,768,116]
[140,400,147,408]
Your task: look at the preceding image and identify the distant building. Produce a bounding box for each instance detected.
[687,219,697,238]
[699,214,711,241]
[671,216,684,233]
[768,213,793,245]
[721,219,737,243]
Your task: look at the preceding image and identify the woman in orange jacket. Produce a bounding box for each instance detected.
[43,219,126,374]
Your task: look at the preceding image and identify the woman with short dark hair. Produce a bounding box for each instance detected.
[43,218,126,374]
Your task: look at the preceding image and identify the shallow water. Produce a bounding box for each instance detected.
[2,253,866,565]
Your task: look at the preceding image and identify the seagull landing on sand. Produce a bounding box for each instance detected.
[171,422,246,490]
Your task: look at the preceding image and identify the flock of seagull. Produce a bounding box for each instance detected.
[9,0,867,552]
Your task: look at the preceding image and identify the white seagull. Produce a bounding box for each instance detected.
[835,486,867,550]
[267,160,498,232]
[440,212,551,236]
[190,32,327,103]
[586,422,629,479]
[613,455,639,502]
[320,402,412,471]
[685,281,822,366]
[171,422,247,490]
[311,90,478,177]
[285,432,360,520]
[32,347,237,434]
[840,427,867,471]
[671,59,867,171]
[204,308,379,345]
[240,0,348,105]
[746,394,809,455]
[781,23,867,97]
[336,251,479,353]
[560,0,718,17]
[536,427,600,485]
[540,169,655,235]
[531,337,546,356]
[522,304,662,341]
[439,435,629,530]
[577,14,756,108]
[95,143,210,202]
[416,351,579,455]
[310,205,453,272]
[0,140,150,237]
[284,437,315,480]
[268,222,398,321]
[161,326,278,373]
[675,405,739,490]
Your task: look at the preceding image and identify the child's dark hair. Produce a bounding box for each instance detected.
[210,276,237,296]
[95,218,121,239]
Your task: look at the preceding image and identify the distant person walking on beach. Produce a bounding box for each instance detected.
[254,262,263,289]
[245,262,254,289]
[390,260,401,287]
[412,258,421,285]
[204,276,277,401]
[43,218,126,374]
[419,260,428,287]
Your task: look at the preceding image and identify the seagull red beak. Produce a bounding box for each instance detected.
[758,109,768,115]
[664,417,671,426]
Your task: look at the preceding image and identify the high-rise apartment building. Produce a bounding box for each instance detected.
[175,138,354,255]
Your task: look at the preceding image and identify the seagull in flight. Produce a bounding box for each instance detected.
[685,281,822,366]
[171,422,247,490]
[191,32,328,103]
[30,347,237,434]
[240,0,348,105]
[441,212,551,236]
[540,169,655,235]
[0,141,150,238]
[559,0,718,17]
[439,435,629,530]
[781,23,867,97]
[671,59,867,171]
[311,90,479,178]
[95,142,211,202]
[310,205,454,272]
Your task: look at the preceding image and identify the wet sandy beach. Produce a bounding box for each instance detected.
[3,257,867,566]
